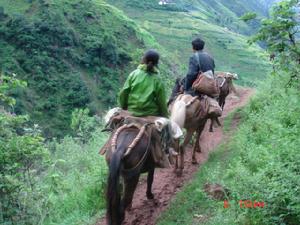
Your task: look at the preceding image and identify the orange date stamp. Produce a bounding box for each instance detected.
[224,200,265,209]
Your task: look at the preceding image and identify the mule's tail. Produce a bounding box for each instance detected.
[107,145,126,225]
[170,99,186,128]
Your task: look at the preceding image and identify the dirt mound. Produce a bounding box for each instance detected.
[96,87,254,225]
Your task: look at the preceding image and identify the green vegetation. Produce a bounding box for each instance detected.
[158,74,300,225]
[2,0,294,224]
[108,0,272,86]
[0,73,109,225]
[0,74,49,224]
[0,0,159,137]
[250,0,300,83]
[0,0,272,137]
[41,129,108,225]
[158,1,300,224]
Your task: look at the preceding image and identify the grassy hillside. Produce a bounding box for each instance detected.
[0,0,176,138]
[108,0,272,86]
[158,73,300,225]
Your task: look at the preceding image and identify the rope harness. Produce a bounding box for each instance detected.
[110,123,153,172]
[220,77,226,88]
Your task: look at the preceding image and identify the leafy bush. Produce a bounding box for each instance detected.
[0,74,50,224]
[71,108,102,142]
[249,0,300,84]
[1,73,109,225]
[222,74,300,225]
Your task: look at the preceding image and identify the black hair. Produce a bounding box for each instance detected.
[142,49,160,72]
[192,38,205,51]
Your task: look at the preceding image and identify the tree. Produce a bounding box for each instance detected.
[0,73,50,224]
[240,12,257,22]
[242,0,300,84]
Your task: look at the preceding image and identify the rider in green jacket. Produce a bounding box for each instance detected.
[118,50,168,117]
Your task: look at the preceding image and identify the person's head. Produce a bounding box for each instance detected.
[192,38,205,51]
[142,49,160,72]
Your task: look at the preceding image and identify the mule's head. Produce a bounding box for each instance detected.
[225,72,239,80]
[168,78,184,106]
[174,78,182,92]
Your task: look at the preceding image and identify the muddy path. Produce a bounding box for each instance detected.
[96,87,255,225]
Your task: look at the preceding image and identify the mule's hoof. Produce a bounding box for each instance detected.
[192,159,198,165]
[147,192,154,199]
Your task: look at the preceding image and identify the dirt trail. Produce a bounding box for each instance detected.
[97,87,255,225]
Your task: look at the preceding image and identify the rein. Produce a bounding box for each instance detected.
[216,75,226,88]
[220,77,226,88]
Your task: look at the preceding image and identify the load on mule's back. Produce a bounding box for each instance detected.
[100,50,181,225]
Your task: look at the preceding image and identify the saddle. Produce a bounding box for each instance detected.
[99,109,181,168]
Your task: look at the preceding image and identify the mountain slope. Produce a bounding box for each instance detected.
[108,0,276,34]
[0,0,173,137]
[0,0,273,137]
[108,0,272,86]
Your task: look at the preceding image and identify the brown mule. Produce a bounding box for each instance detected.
[215,72,239,110]
[105,126,156,225]
[208,72,238,132]
[169,94,209,175]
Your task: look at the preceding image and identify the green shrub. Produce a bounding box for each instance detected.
[0,74,50,224]
[42,129,108,225]
[224,75,300,224]
[1,73,108,224]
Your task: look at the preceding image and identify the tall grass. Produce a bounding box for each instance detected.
[42,129,108,225]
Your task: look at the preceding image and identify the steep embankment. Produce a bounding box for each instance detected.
[108,0,272,86]
[0,0,174,137]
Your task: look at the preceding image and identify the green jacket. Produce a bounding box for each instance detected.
[118,64,169,117]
